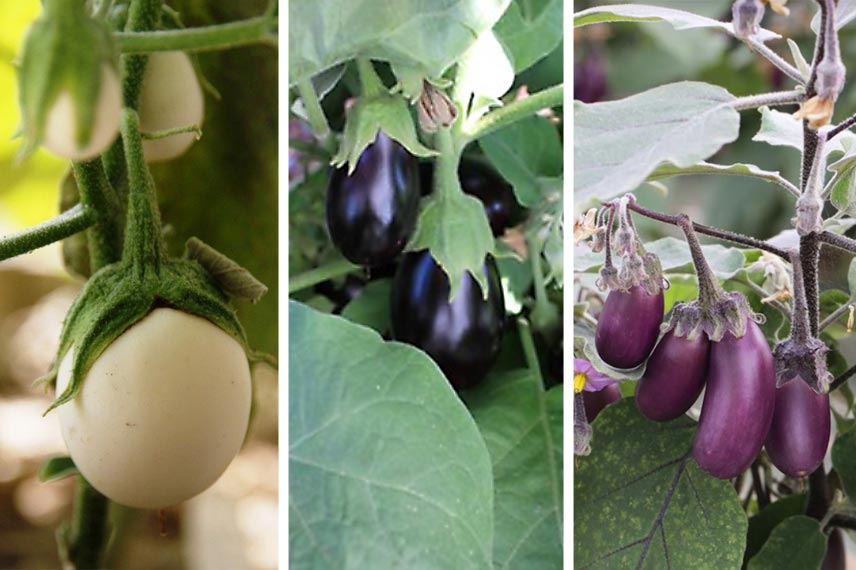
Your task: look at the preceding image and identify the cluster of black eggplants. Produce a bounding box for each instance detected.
[595,287,830,479]
[326,133,506,388]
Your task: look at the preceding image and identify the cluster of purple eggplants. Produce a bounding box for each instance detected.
[595,286,830,479]
[325,132,507,389]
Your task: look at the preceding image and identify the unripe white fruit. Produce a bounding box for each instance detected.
[42,64,122,161]
[55,308,252,509]
[138,51,205,162]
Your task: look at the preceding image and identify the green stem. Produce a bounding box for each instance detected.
[526,230,558,338]
[120,0,163,109]
[289,257,360,294]
[73,160,123,269]
[296,80,330,138]
[356,58,385,98]
[116,15,274,53]
[434,129,463,201]
[465,84,563,140]
[0,205,95,262]
[66,478,110,570]
[120,109,166,275]
[141,124,201,140]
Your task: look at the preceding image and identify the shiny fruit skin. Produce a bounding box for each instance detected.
[693,320,775,479]
[636,331,710,422]
[595,286,664,369]
[822,530,845,570]
[326,132,420,266]
[458,160,518,236]
[583,385,622,422]
[390,250,505,389]
[765,375,830,478]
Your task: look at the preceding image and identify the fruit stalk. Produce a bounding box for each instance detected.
[464,83,563,140]
[116,15,275,54]
[0,205,96,262]
[72,159,124,268]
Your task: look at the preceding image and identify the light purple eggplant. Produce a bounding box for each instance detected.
[595,286,664,369]
[765,375,830,478]
[636,331,710,422]
[583,384,622,422]
[693,319,776,479]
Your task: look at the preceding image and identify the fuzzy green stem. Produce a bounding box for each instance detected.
[66,478,110,570]
[120,0,163,109]
[73,160,123,269]
[141,124,202,140]
[116,15,274,53]
[527,230,559,338]
[356,58,385,98]
[296,80,330,138]
[120,109,166,275]
[434,128,463,201]
[288,257,359,294]
[465,84,563,140]
[0,205,95,262]
[731,90,804,111]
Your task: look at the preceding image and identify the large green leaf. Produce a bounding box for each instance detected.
[574,82,740,204]
[646,161,796,195]
[289,301,494,570]
[746,516,825,570]
[288,0,511,85]
[752,107,856,157]
[575,399,747,569]
[575,236,748,280]
[464,371,563,569]
[744,495,807,563]
[573,4,779,42]
[479,115,562,207]
[494,0,563,73]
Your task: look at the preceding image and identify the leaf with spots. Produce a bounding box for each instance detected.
[574,399,746,569]
[289,301,494,570]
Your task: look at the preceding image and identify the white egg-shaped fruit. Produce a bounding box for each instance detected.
[42,64,122,161]
[138,51,205,162]
[55,308,251,509]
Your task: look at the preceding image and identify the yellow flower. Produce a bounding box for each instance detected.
[794,96,835,130]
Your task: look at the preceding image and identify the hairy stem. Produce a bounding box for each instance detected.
[296,80,330,138]
[788,249,811,343]
[73,160,124,268]
[116,15,275,53]
[747,37,806,83]
[676,214,724,307]
[288,257,360,294]
[464,84,563,140]
[830,363,856,392]
[732,90,804,111]
[624,199,788,258]
[819,296,856,331]
[0,205,95,262]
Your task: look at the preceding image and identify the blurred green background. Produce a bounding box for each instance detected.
[0,2,278,568]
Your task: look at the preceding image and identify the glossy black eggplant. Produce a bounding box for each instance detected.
[595,286,664,369]
[390,250,505,389]
[823,530,845,570]
[458,160,518,236]
[326,132,420,266]
[636,331,710,422]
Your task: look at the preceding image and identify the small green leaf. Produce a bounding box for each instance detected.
[786,39,811,80]
[575,399,747,569]
[332,94,436,174]
[746,516,825,570]
[574,82,740,204]
[744,495,808,563]
[753,107,856,156]
[647,161,795,195]
[38,456,78,483]
[407,192,495,299]
[185,237,268,303]
[480,115,562,207]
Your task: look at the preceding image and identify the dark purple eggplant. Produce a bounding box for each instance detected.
[636,331,710,422]
[390,250,505,389]
[595,286,664,369]
[822,529,845,570]
[693,320,776,479]
[584,384,622,422]
[458,161,518,236]
[326,132,420,266]
[765,375,830,478]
